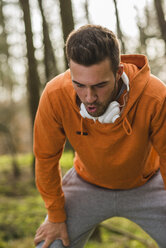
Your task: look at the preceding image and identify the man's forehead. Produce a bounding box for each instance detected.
[70,59,115,84]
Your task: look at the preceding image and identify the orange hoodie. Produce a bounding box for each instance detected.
[34,55,166,223]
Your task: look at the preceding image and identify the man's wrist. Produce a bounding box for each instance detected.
[48,208,66,223]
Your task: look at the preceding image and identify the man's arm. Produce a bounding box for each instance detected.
[150,98,166,185]
[34,85,68,245]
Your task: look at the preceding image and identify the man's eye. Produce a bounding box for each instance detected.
[96,84,106,88]
[77,84,84,88]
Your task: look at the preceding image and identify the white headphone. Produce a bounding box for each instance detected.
[80,72,129,123]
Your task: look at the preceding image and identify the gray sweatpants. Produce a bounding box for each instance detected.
[36,168,166,248]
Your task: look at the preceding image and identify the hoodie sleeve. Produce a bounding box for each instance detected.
[33,85,67,223]
[150,98,166,188]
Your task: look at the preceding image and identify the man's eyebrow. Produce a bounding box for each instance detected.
[72,80,109,86]
[72,80,83,85]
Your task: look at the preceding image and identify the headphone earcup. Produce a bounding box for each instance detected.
[104,107,120,123]
[98,101,120,123]
[80,101,121,123]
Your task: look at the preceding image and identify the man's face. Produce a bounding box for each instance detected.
[70,59,123,117]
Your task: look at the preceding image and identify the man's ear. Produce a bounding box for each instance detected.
[116,64,124,81]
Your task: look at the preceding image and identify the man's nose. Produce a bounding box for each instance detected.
[85,87,97,103]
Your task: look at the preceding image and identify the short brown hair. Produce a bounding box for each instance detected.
[66,24,120,74]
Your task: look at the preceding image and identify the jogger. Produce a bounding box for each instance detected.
[34,25,166,248]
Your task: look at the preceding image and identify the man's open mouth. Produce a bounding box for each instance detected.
[86,106,97,113]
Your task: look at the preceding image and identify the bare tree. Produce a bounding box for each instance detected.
[0,1,21,177]
[0,123,20,178]
[0,1,9,58]
[154,0,166,53]
[135,4,152,54]
[58,0,75,68]
[19,0,41,176]
[0,0,16,101]
[84,0,91,24]
[112,0,126,54]
[38,0,58,82]
[134,1,166,78]
[19,0,40,129]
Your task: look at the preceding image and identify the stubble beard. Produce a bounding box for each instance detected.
[85,102,109,117]
[86,80,118,117]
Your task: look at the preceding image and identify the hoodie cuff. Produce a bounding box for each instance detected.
[47,208,67,223]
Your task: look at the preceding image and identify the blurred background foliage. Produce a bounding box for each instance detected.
[0,0,165,247]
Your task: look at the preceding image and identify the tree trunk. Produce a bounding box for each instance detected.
[0,1,9,58]
[19,0,40,128]
[154,0,166,52]
[58,0,75,68]
[0,0,15,101]
[19,0,40,177]
[113,0,126,54]
[0,123,20,178]
[84,0,91,23]
[38,0,58,82]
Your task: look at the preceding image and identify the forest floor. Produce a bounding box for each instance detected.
[0,152,158,248]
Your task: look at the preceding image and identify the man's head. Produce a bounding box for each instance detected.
[66,24,120,75]
[66,25,123,117]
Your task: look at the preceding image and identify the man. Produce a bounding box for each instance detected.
[34,24,166,248]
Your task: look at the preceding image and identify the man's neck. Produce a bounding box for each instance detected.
[115,78,123,100]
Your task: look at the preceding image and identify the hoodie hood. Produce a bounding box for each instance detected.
[120,54,150,115]
[63,54,150,135]
[65,54,150,115]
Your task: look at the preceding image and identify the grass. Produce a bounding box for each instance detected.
[0,152,158,248]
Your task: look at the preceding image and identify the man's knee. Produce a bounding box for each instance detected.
[36,239,64,248]
[35,241,44,248]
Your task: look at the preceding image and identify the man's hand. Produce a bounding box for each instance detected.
[34,220,70,248]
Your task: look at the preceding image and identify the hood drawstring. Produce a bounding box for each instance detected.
[80,116,132,136]
[123,116,132,135]
[77,117,88,136]
[81,117,83,136]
